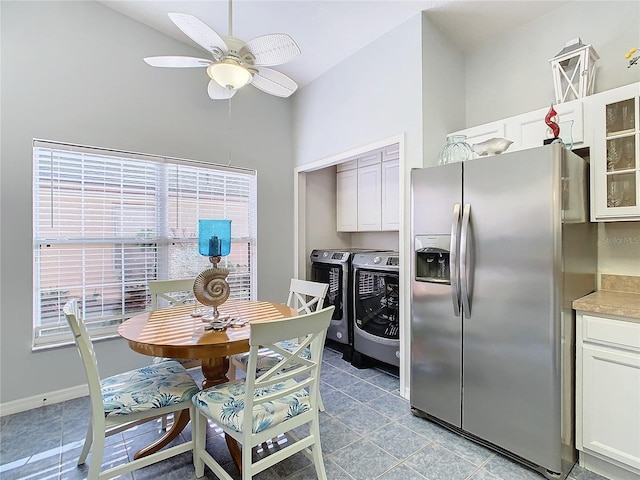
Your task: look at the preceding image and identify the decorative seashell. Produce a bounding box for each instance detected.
[193,267,230,307]
[471,138,513,156]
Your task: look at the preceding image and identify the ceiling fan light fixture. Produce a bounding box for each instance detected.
[146,13,299,99]
[207,61,252,90]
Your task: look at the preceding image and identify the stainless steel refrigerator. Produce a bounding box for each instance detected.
[410,144,596,480]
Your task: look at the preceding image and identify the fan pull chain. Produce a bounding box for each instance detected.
[49,150,54,227]
[227,94,232,166]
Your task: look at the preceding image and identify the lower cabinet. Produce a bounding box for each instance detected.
[576,312,640,480]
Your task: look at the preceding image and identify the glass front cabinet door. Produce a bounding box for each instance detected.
[591,83,640,221]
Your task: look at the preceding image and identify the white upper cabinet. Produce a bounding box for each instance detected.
[381,144,400,231]
[451,100,584,155]
[588,82,640,221]
[449,82,640,222]
[357,155,382,231]
[336,163,358,231]
[382,142,400,162]
[505,99,584,151]
[451,121,506,147]
[336,144,400,232]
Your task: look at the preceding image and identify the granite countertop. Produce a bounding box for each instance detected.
[573,274,640,320]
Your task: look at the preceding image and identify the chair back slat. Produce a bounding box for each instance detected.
[63,299,105,426]
[286,279,329,314]
[250,305,332,346]
[242,306,334,436]
[148,278,196,309]
[254,336,317,386]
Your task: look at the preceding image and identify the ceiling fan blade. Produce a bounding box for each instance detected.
[208,79,236,100]
[243,34,301,66]
[251,67,298,98]
[144,56,212,68]
[168,13,228,54]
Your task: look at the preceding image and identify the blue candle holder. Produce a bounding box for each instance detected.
[198,220,231,258]
[195,219,232,321]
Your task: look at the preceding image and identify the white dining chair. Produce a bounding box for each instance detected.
[149,278,200,370]
[192,305,334,480]
[63,299,199,480]
[148,278,201,430]
[149,278,196,309]
[227,278,329,410]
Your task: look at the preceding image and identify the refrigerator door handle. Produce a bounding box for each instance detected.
[460,203,472,319]
[450,203,461,317]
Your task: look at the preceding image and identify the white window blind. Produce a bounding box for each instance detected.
[33,140,257,348]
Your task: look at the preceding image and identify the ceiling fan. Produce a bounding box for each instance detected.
[143,0,300,99]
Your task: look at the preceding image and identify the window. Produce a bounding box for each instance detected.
[33,140,257,348]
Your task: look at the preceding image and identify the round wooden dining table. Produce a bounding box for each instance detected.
[117,298,297,463]
[118,298,298,388]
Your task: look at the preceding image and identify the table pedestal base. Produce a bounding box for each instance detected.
[200,356,231,389]
[133,356,232,460]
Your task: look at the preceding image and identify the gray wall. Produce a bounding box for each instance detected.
[0,1,294,404]
[464,0,640,126]
[292,14,423,171]
[421,12,466,167]
[291,13,465,392]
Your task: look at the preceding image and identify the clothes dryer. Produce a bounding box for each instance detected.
[310,248,383,359]
[351,251,400,368]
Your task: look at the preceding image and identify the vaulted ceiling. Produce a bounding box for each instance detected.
[100,0,570,89]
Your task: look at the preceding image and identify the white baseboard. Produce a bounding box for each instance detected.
[0,384,89,417]
[579,450,640,480]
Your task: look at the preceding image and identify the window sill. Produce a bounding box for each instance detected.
[31,332,122,352]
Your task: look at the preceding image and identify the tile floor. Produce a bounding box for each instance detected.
[0,347,609,480]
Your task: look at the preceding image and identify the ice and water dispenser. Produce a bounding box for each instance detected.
[414,235,452,284]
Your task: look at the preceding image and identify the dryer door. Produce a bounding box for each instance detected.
[353,269,399,340]
[310,261,347,343]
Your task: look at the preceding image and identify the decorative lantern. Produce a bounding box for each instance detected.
[194,219,232,320]
[550,37,599,104]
